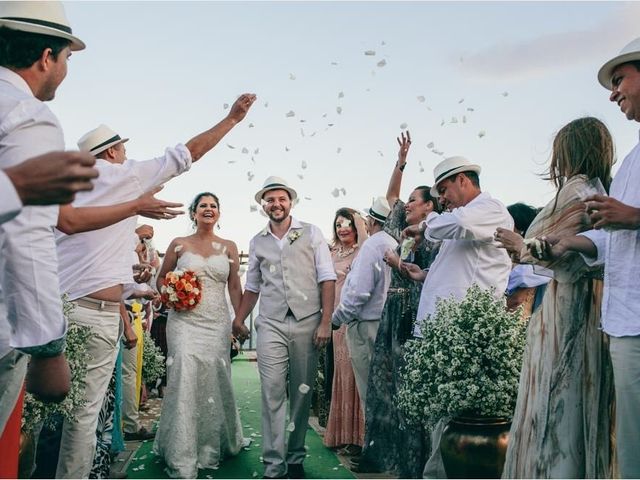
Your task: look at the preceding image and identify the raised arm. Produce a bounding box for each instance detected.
[156,239,181,291]
[186,93,256,162]
[386,131,411,206]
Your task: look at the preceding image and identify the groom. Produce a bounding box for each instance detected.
[233,176,336,479]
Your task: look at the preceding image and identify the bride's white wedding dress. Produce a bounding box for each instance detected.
[153,251,243,478]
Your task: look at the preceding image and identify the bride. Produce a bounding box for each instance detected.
[153,192,244,478]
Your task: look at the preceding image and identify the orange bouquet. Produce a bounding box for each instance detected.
[160,269,201,311]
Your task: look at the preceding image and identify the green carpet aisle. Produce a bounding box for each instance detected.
[126,354,354,479]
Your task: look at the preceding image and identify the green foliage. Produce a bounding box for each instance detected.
[142,330,165,384]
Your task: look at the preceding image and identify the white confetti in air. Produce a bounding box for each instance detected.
[336,147,342,154]
[467,107,475,112]
[264,102,269,107]
[223,103,229,110]
[427,142,434,149]
[242,147,249,154]
[440,119,445,126]
[450,117,458,124]
[297,174,304,180]
[227,160,236,164]
[289,73,296,80]
[338,91,344,99]
[254,148,259,154]
[174,245,183,253]
[377,150,384,157]
[377,59,387,67]
[374,262,382,272]
[304,196,312,200]
[331,188,340,198]
[417,95,426,103]
[502,91,509,97]
[419,161,424,173]
[478,130,486,138]
[269,265,277,274]
[285,146,290,152]
[286,422,296,432]
[331,61,338,66]
[166,356,174,366]
[364,50,376,56]
[301,160,307,169]
[298,383,310,394]
[300,128,305,137]
[249,205,257,212]
[226,143,235,149]
[207,397,214,404]
[400,122,408,129]
[286,110,295,118]
[212,242,221,250]
[248,122,254,128]
[340,187,347,196]
[333,467,339,471]
[458,98,464,104]
[369,440,375,446]
[462,115,467,124]
[247,171,255,181]
[336,106,342,115]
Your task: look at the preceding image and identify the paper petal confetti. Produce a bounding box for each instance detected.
[502,91,509,97]
[462,115,467,124]
[250,205,257,212]
[241,147,249,154]
[364,50,376,56]
[331,188,340,198]
[285,146,290,152]
[304,196,312,201]
[377,150,384,157]
[450,117,458,124]
[223,103,229,110]
[467,107,475,112]
[427,142,434,149]
[286,110,295,118]
[340,187,346,196]
[336,106,342,115]
[336,147,342,154]
[417,95,426,103]
[440,119,445,126]
[297,174,304,180]
[400,122,408,129]
[286,422,296,432]
[419,161,425,173]
[338,91,344,99]
[289,73,296,80]
[254,148,260,154]
[478,130,486,138]
[264,102,269,107]
[166,356,174,366]
[458,98,464,104]
[377,59,387,67]
[298,383,310,394]
[301,160,307,169]
[226,143,235,149]
[248,122,254,128]
[331,61,338,65]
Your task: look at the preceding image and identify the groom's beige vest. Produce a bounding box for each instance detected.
[252,222,322,321]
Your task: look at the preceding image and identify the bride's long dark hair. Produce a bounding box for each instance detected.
[189,191,220,227]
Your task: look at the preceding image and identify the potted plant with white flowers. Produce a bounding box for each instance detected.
[397,284,527,478]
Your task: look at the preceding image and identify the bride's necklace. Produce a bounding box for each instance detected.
[336,243,357,258]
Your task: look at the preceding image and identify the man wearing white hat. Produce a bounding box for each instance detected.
[550,37,640,478]
[232,176,336,479]
[55,94,255,477]
[404,156,513,334]
[332,196,397,410]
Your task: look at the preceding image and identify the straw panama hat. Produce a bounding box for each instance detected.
[598,37,640,90]
[0,1,85,51]
[78,125,129,156]
[365,196,391,222]
[430,156,482,197]
[255,176,298,204]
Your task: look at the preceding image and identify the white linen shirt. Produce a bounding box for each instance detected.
[414,191,513,335]
[244,217,336,293]
[0,170,21,225]
[578,133,640,337]
[0,67,65,358]
[332,230,397,325]
[55,146,192,301]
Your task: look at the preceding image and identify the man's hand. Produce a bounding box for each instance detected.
[400,263,428,282]
[133,263,154,283]
[135,185,184,220]
[494,228,525,262]
[227,93,257,124]
[26,354,71,403]
[383,249,401,269]
[122,324,138,350]
[4,151,98,206]
[402,223,425,240]
[313,321,331,349]
[585,194,640,230]
[232,319,250,343]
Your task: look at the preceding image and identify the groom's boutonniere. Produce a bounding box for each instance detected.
[287,230,302,245]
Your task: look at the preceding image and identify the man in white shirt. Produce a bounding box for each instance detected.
[232,176,336,479]
[0,150,98,224]
[403,156,513,336]
[332,196,397,408]
[549,38,640,478]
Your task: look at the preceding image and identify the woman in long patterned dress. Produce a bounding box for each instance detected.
[323,208,368,454]
[356,131,440,477]
[497,117,615,478]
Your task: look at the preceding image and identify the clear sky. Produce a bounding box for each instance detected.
[52,1,640,253]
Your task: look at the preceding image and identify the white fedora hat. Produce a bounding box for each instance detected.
[365,196,391,223]
[0,1,85,51]
[77,125,129,156]
[598,37,640,90]
[255,176,298,204]
[430,156,482,197]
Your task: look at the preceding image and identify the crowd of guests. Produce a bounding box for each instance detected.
[1,2,640,480]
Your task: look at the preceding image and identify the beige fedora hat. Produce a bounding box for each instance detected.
[598,37,640,90]
[431,156,482,197]
[0,1,85,51]
[255,176,298,204]
[365,196,391,223]
[78,125,129,156]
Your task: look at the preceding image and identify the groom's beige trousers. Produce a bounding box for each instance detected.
[256,312,320,478]
[56,303,120,479]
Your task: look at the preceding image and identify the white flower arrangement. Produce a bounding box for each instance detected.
[141,330,165,384]
[22,296,93,432]
[397,284,527,428]
[287,230,302,244]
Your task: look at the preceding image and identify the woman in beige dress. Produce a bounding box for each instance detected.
[323,207,368,454]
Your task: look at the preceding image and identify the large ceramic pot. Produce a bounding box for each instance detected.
[440,416,511,479]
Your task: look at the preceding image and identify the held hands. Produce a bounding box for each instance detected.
[132,263,155,284]
[232,319,250,343]
[227,93,257,124]
[396,130,412,169]
[524,235,565,261]
[585,194,640,230]
[494,228,525,262]
[136,185,184,220]
[4,151,98,206]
